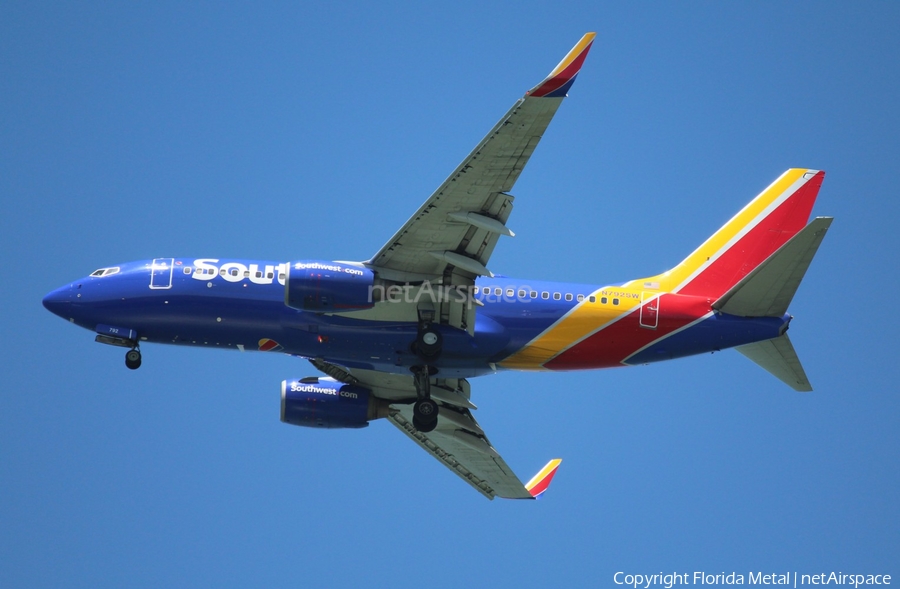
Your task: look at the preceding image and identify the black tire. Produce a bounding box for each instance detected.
[413,398,439,432]
[125,349,142,370]
[415,327,442,361]
[413,414,438,433]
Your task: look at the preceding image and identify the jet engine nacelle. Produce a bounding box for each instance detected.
[280,377,391,429]
[284,260,375,312]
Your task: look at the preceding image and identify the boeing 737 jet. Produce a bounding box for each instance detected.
[43,33,832,499]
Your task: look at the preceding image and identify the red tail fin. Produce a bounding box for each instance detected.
[633,169,825,298]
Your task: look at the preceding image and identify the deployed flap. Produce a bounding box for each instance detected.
[736,333,812,392]
[714,217,833,317]
[367,33,595,283]
[388,405,534,500]
[309,359,476,408]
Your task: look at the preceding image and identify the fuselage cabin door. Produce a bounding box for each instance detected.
[639,291,659,329]
[150,258,174,289]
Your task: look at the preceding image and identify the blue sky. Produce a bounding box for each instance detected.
[2,2,898,587]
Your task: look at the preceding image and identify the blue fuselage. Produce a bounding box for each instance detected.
[42,258,788,378]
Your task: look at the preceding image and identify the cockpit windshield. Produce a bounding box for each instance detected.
[90,267,120,277]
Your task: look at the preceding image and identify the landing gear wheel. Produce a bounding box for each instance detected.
[414,397,438,420]
[125,349,142,370]
[413,398,439,432]
[415,326,442,361]
[410,364,438,432]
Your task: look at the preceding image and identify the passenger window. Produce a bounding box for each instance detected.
[530,291,537,298]
[230,269,239,276]
[589,295,596,303]
[613,298,620,305]
[553,293,561,300]
[279,273,286,280]
[267,272,274,279]
[565,294,573,301]
[255,271,262,278]
[183,267,192,274]
[518,290,526,298]
[494,288,502,296]
[577,294,584,302]
[506,289,514,297]
[542,292,549,299]
[601,297,608,304]
[244,271,250,277]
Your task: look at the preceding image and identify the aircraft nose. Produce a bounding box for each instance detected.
[42,284,72,318]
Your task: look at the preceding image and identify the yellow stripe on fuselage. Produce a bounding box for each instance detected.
[625,168,811,293]
[499,286,644,369]
[501,169,814,370]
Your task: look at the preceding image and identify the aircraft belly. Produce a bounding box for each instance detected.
[287,319,501,376]
[118,288,501,374]
[113,296,301,351]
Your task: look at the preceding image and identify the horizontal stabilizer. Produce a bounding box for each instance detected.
[714,217,833,317]
[736,334,812,392]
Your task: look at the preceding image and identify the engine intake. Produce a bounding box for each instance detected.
[285,260,375,312]
[280,377,391,429]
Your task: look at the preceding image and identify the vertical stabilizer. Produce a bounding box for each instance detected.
[735,334,812,392]
[633,169,825,299]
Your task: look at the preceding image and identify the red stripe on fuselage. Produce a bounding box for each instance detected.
[679,171,823,298]
[544,294,712,370]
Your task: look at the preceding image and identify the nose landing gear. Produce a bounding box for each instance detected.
[125,347,142,370]
[93,329,142,370]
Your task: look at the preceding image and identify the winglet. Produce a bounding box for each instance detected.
[524,458,563,498]
[528,33,596,98]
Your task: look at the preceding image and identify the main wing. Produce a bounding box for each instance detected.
[309,359,560,500]
[314,35,595,499]
[367,33,596,284]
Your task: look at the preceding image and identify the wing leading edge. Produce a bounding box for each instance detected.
[367,33,596,284]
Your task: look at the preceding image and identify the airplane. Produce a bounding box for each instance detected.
[42,32,833,500]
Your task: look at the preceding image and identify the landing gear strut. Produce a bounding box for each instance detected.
[125,347,142,370]
[411,365,438,433]
[410,314,442,432]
